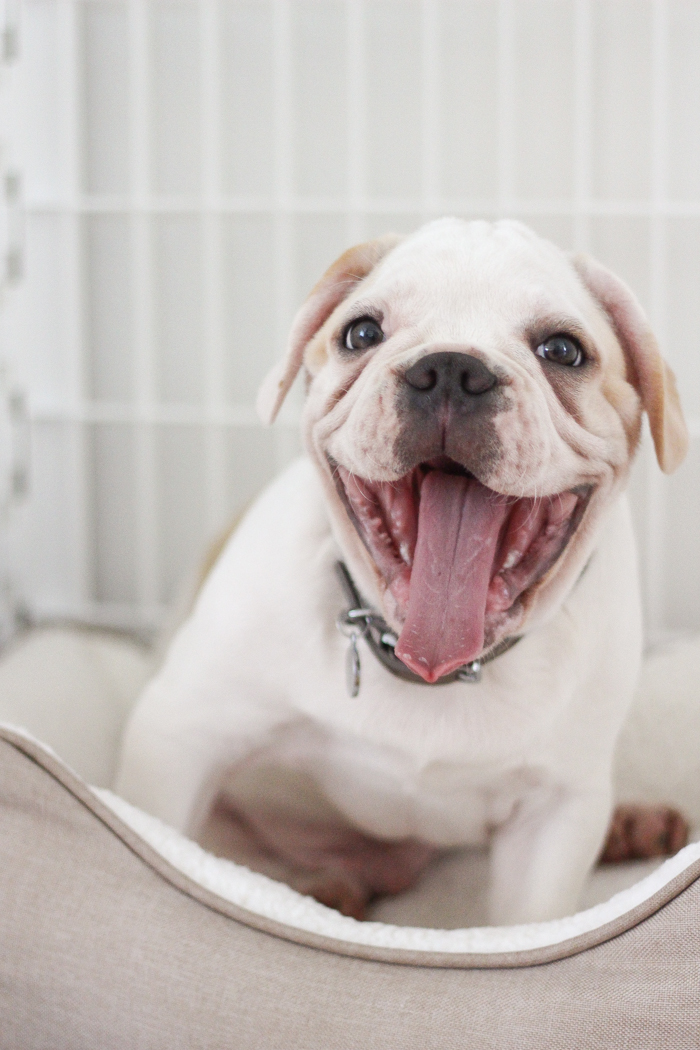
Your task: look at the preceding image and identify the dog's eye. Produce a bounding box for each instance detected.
[344,317,384,352]
[536,336,584,368]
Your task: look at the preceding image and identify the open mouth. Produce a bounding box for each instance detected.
[334,458,590,683]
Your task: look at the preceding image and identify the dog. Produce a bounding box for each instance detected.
[116,218,689,926]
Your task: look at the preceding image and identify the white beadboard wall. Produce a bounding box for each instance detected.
[4,0,700,640]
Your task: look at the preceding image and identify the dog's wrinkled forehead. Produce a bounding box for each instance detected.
[347,218,596,349]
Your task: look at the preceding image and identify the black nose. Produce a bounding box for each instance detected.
[404,352,498,399]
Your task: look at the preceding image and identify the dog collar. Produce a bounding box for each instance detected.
[335,561,521,698]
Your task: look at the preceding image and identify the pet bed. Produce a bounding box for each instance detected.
[2,629,700,1048]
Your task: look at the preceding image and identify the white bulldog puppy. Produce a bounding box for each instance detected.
[116,219,688,925]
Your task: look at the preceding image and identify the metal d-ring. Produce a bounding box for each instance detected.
[336,609,368,698]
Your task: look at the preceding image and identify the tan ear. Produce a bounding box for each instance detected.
[256,234,401,425]
[571,253,689,474]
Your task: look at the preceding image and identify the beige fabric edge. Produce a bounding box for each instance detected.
[3,724,698,971]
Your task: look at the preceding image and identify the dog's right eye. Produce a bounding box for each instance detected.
[344,317,384,352]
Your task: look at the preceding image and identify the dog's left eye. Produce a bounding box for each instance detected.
[536,336,584,368]
[344,317,384,351]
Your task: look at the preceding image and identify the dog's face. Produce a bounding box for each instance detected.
[259,219,687,683]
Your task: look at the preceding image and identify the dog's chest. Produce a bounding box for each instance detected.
[226,722,544,849]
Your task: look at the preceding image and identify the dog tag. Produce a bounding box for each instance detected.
[457,660,482,684]
[346,632,361,698]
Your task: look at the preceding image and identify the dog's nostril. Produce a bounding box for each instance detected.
[404,359,439,391]
[461,362,497,396]
[408,367,437,392]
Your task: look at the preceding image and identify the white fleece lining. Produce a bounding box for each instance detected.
[95,786,700,955]
[5,722,698,956]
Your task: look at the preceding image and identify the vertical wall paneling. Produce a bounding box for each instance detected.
[497,0,515,213]
[222,213,277,408]
[130,0,159,620]
[8,0,700,641]
[345,0,366,242]
[590,1,653,202]
[439,1,499,206]
[153,215,205,406]
[151,1,202,195]
[645,0,669,638]
[221,1,275,198]
[291,2,347,199]
[63,0,91,609]
[271,0,296,459]
[201,0,227,541]
[667,0,700,202]
[365,1,422,200]
[85,215,134,403]
[572,0,592,252]
[0,0,22,643]
[91,423,137,604]
[420,0,440,216]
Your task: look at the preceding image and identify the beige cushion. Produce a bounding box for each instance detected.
[615,633,700,825]
[2,726,699,1049]
[0,627,153,787]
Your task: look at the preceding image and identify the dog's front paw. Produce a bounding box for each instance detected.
[600,804,689,863]
[295,872,370,921]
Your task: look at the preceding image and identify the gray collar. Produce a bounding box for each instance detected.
[335,561,521,697]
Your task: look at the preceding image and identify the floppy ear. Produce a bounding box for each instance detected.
[571,253,689,474]
[256,234,401,425]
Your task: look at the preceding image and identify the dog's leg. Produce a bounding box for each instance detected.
[487,787,612,926]
[116,718,230,834]
[199,794,439,920]
[115,681,290,837]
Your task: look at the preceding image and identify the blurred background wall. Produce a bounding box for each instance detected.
[0,0,699,643]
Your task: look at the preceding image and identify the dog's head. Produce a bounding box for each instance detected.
[258,219,687,683]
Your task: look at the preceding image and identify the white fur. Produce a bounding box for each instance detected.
[116,219,671,926]
[117,457,643,924]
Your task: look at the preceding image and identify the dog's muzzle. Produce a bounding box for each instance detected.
[329,350,591,685]
[394,351,505,479]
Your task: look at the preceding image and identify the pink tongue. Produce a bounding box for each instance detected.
[395,472,510,683]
